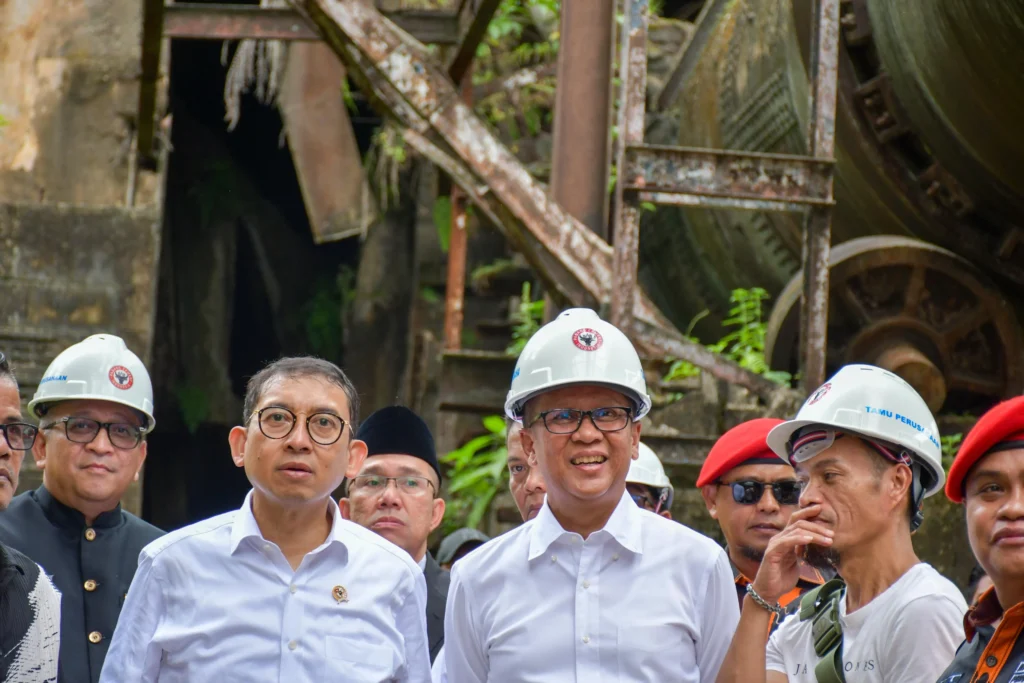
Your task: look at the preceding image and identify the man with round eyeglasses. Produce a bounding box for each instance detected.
[0,335,164,683]
[341,405,449,663]
[100,356,431,682]
[697,418,829,632]
[444,308,738,683]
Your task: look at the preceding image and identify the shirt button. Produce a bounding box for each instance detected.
[289,584,297,594]
[551,555,557,562]
[582,580,590,589]
[288,640,298,651]
[582,635,590,644]
[84,528,96,541]
[88,631,102,644]
[84,580,97,592]
[263,544,272,552]
[612,553,620,561]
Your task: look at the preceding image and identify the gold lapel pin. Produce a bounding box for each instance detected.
[332,585,349,603]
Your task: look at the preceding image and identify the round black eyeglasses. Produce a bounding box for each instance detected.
[255,407,347,445]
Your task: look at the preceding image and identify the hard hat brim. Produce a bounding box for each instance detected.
[29,394,156,434]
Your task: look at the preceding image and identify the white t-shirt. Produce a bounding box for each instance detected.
[766,563,967,683]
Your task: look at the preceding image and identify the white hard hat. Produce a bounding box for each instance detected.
[504,308,651,421]
[627,442,674,507]
[29,334,156,433]
[766,364,944,497]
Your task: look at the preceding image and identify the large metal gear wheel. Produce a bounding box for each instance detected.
[765,236,1023,413]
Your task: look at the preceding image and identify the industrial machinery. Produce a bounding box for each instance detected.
[640,0,1024,412]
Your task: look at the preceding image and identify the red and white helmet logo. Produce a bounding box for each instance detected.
[108,366,134,390]
[572,328,603,352]
[807,382,831,405]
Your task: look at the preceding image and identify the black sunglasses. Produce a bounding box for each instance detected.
[720,479,802,506]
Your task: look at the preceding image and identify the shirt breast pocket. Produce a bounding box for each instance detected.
[617,624,690,678]
[325,635,397,682]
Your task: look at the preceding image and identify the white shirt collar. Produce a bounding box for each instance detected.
[417,554,427,571]
[228,489,349,562]
[527,489,643,561]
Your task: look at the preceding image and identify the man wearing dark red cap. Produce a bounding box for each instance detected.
[937,395,1024,683]
[698,418,829,631]
[341,406,448,663]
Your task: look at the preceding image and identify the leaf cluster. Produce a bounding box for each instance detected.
[507,282,544,356]
[440,415,509,534]
[663,288,792,386]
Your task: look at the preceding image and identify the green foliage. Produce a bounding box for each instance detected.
[507,282,544,355]
[941,433,963,470]
[662,289,792,386]
[300,273,348,362]
[174,383,210,435]
[420,286,442,304]
[473,0,559,152]
[366,124,409,210]
[433,195,452,253]
[340,79,358,114]
[440,415,509,534]
[469,258,517,291]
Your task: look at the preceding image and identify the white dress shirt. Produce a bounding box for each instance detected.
[444,490,739,682]
[431,645,447,683]
[99,491,431,683]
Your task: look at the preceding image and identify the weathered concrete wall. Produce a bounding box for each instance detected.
[0,0,164,208]
[0,202,161,514]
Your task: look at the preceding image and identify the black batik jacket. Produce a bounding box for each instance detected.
[0,542,61,683]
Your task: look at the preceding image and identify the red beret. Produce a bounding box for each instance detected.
[946,396,1024,503]
[696,418,786,487]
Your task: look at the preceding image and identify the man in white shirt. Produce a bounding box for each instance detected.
[444,308,739,683]
[99,357,431,683]
[714,364,967,683]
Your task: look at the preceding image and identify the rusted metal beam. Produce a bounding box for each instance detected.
[797,0,840,391]
[164,3,318,40]
[550,0,616,238]
[279,42,376,242]
[164,3,460,44]
[610,0,648,329]
[290,0,799,405]
[137,0,165,167]
[444,71,473,350]
[621,145,835,210]
[448,0,503,84]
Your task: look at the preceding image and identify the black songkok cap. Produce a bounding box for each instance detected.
[355,406,441,480]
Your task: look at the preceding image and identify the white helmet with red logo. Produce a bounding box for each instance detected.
[504,308,651,422]
[766,364,944,497]
[628,442,674,508]
[28,334,156,432]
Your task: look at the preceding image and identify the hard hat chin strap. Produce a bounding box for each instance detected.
[909,462,927,533]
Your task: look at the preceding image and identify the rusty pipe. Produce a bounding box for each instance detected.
[550,0,616,238]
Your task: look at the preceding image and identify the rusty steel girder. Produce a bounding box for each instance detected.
[623,145,835,210]
[289,0,798,406]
